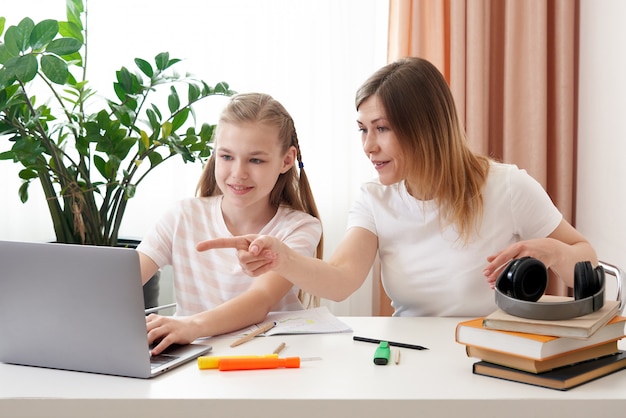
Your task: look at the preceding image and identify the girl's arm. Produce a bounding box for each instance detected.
[197,226,380,302]
[146,271,295,355]
[138,252,160,285]
[483,219,597,289]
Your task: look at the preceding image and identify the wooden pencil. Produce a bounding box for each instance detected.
[230,322,276,348]
[273,342,286,355]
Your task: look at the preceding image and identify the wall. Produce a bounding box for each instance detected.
[2,0,621,316]
[577,1,626,276]
[0,0,389,316]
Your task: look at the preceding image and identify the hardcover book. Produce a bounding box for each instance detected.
[465,340,619,373]
[482,298,620,339]
[455,316,626,360]
[472,350,626,390]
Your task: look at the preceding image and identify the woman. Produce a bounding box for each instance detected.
[197,58,596,317]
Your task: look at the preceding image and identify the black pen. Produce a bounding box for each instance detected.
[353,336,429,351]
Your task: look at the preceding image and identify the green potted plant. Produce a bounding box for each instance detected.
[0,0,234,306]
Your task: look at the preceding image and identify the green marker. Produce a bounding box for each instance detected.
[373,341,390,365]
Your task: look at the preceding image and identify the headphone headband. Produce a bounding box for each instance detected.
[494,283,605,320]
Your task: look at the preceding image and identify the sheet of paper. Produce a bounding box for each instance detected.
[225,306,352,337]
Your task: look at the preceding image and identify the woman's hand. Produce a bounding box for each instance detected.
[196,235,287,276]
[483,238,564,288]
[484,219,597,290]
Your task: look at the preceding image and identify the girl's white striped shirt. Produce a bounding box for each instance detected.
[137,196,322,315]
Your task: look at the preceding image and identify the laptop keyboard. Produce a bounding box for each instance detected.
[150,353,180,369]
[149,343,185,369]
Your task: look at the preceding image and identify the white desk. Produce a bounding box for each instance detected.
[1,316,626,418]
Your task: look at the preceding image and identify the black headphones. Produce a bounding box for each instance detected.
[494,257,605,320]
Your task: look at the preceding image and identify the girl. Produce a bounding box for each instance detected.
[197,57,597,318]
[138,93,322,354]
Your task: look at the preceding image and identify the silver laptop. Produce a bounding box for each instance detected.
[0,240,212,378]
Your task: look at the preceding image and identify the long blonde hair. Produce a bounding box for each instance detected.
[355,57,490,243]
[197,92,323,306]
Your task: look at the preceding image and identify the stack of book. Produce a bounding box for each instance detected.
[455,297,626,390]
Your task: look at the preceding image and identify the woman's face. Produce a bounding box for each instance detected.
[356,95,404,185]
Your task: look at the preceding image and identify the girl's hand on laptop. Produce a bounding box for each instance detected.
[146,314,201,355]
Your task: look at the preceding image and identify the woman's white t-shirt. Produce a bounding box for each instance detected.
[138,195,322,315]
[347,162,563,317]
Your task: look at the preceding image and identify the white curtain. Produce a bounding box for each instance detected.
[0,0,389,316]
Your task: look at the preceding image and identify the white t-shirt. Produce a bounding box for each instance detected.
[137,195,322,315]
[347,162,563,317]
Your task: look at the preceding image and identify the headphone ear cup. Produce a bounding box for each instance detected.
[496,257,547,302]
[574,261,602,299]
[495,261,516,296]
[574,261,600,300]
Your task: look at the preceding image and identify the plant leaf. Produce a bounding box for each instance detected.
[146,108,159,130]
[65,0,84,31]
[124,184,136,199]
[168,86,180,113]
[30,19,59,51]
[105,155,121,179]
[41,54,69,84]
[4,25,25,56]
[18,168,38,180]
[215,81,230,94]
[134,58,153,77]
[188,83,200,102]
[18,181,29,203]
[13,54,38,82]
[58,21,84,44]
[200,123,215,143]
[147,150,163,168]
[15,18,35,52]
[0,44,12,66]
[140,130,150,149]
[150,103,162,121]
[112,83,126,102]
[154,52,170,70]
[93,154,107,179]
[45,37,82,56]
[171,107,189,131]
[161,121,172,139]
[114,137,136,160]
[0,150,16,160]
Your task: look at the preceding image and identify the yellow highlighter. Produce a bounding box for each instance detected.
[197,354,279,370]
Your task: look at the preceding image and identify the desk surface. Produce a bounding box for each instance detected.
[2,316,626,418]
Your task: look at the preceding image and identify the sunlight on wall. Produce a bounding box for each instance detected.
[577,0,626,271]
[0,0,389,315]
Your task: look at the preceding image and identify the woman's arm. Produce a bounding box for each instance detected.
[197,226,380,302]
[483,219,597,288]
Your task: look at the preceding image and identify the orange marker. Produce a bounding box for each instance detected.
[197,354,278,370]
[218,356,301,371]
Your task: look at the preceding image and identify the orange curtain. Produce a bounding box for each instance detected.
[379,0,578,311]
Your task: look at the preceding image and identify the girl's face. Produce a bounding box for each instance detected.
[357,95,404,185]
[214,121,295,210]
